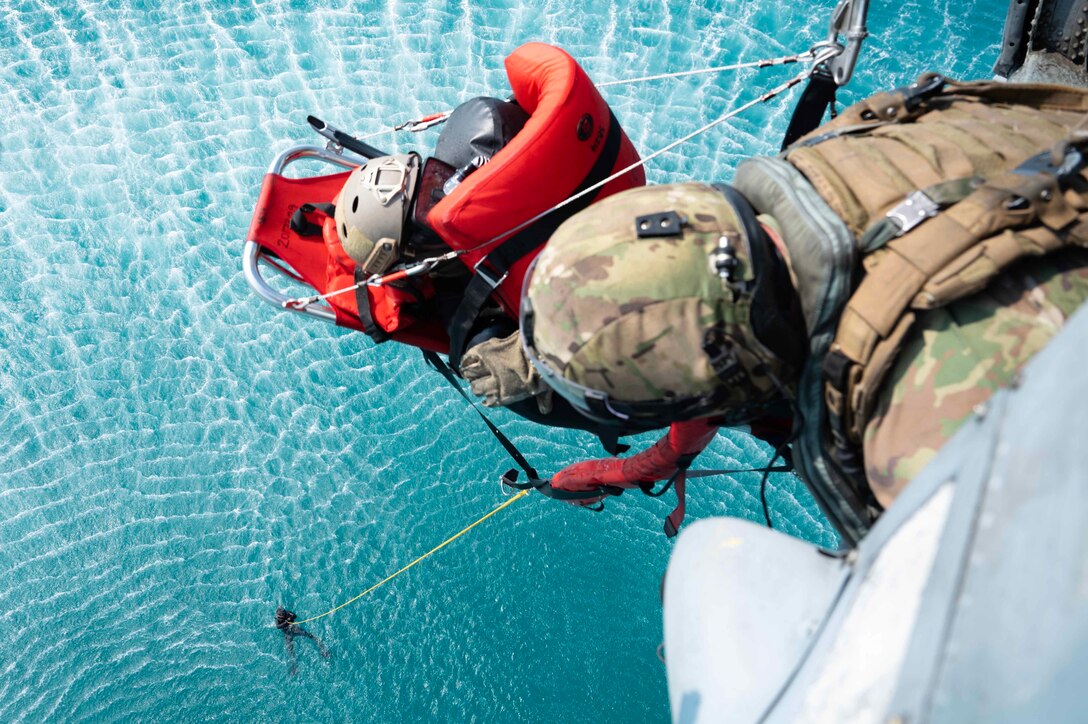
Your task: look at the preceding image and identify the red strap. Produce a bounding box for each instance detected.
[663,472,687,538]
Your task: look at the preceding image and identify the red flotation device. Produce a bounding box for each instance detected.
[246,43,644,358]
[428,42,645,322]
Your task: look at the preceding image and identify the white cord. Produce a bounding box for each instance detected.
[596,52,812,88]
[461,64,816,256]
[283,50,831,309]
[353,50,813,140]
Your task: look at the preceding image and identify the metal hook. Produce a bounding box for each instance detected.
[282,295,319,310]
[822,0,869,86]
[809,42,845,70]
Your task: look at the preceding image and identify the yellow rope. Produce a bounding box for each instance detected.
[292,489,530,625]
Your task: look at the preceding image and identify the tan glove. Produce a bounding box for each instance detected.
[460,332,550,408]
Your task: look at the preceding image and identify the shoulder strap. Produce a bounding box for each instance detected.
[353,268,390,343]
[825,136,1088,456]
[789,73,1088,150]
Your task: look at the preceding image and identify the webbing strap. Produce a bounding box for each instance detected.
[827,141,1088,444]
[421,349,538,481]
[656,453,696,539]
[857,177,981,253]
[445,110,624,370]
[287,201,394,343]
[663,472,687,539]
[781,69,838,150]
[353,268,391,343]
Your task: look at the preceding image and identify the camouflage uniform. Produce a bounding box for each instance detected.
[516,78,1088,520]
[527,182,1088,508]
[865,247,1088,506]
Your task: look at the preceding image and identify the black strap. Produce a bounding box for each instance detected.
[596,428,631,456]
[423,348,625,508]
[446,110,625,370]
[289,203,336,237]
[421,350,539,480]
[353,268,390,343]
[788,74,948,151]
[422,347,639,509]
[780,70,838,150]
[289,202,390,343]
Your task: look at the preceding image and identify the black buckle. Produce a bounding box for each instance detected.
[1014,145,1088,186]
[902,73,946,112]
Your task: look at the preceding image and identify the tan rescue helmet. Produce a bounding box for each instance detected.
[521,182,805,425]
[335,153,421,275]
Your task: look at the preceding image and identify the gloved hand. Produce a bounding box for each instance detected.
[550,419,721,507]
[460,331,550,408]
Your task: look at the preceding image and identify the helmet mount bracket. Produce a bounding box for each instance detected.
[365,156,412,206]
[635,210,688,238]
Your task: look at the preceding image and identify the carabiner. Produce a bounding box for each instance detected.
[822,0,869,86]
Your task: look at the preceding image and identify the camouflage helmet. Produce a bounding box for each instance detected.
[335,153,421,275]
[521,182,805,425]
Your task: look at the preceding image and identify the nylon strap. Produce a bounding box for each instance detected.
[662,472,687,538]
[353,267,391,343]
[287,202,393,343]
[781,69,838,150]
[789,74,948,150]
[291,202,393,343]
[661,453,697,538]
[857,177,981,253]
[445,110,624,370]
[826,141,1088,449]
[421,349,539,481]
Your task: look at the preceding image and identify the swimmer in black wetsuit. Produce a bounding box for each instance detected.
[275,606,330,676]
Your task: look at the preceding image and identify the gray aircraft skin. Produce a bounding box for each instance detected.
[995,0,1088,84]
[663,3,1088,721]
[666,304,1088,722]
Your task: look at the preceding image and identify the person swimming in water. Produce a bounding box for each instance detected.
[275,606,330,676]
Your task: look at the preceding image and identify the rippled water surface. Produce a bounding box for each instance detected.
[1,1,1006,721]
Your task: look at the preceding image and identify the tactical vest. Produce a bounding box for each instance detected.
[735,74,1088,543]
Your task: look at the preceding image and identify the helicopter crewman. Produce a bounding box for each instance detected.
[461,75,1088,538]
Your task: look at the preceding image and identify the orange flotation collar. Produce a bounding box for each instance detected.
[428,42,646,367]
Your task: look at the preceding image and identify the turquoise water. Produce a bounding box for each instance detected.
[1,1,1006,721]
